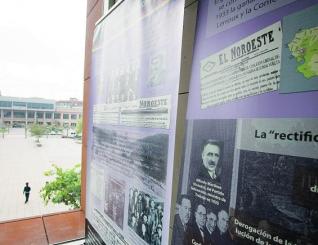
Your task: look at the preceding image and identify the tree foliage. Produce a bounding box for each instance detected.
[29,124,46,142]
[47,124,63,134]
[0,126,8,138]
[40,164,81,209]
[75,119,82,135]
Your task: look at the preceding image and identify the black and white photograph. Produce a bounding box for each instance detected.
[172,119,237,244]
[184,119,236,213]
[172,194,234,245]
[105,62,139,104]
[104,177,125,229]
[92,127,169,184]
[128,188,164,245]
[133,133,169,184]
[235,150,318,243]
[172,194,192,245]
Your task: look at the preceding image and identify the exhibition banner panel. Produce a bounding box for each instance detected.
[173,119,318,245]
[187,0,318,119]
[172,0,318,245]
[86,1,185,244]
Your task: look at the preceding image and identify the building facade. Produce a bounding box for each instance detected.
[0,96,82,128]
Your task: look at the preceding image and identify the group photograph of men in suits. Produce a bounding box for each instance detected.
[172,195,234,245]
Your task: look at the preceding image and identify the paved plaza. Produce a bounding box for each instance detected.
[0,128,82,222]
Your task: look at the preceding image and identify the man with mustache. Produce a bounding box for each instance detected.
[198,140,223,182]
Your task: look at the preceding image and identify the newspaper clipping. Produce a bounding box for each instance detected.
[200,22,282,108]
[93,95,171,129]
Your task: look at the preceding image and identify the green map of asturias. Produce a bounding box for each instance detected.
[288,26,318,79]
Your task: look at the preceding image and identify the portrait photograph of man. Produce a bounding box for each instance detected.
[183,120,236,212]
[197,139,223,183]
[172,119,237,244]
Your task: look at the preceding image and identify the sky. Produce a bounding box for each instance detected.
[0,0,87,101]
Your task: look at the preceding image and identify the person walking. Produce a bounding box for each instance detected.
[23,182,31,203]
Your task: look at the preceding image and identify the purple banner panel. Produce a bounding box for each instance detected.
[86,1,185,245]
[187,0,318,119]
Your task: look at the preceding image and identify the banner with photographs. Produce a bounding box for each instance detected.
[173,119,318,245]
[86,0,185,244]
[88,125,170,245]
[172,119,237,245]
[173,1,318,245]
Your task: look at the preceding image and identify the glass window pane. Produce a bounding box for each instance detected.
[37,112,43,119]
[4,110,11,118]
[45,113,52,119]
[13,111,25,118]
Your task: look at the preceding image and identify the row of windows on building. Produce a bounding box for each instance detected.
[0,101,54,110]
[35,121,78,127]
[0,111,80,120]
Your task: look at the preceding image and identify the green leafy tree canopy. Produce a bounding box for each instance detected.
[29,124,46,142]
[0,126,8,138]
[40,164,81,209]
[75,119,82,135]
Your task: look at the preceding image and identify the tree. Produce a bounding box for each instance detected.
[0,126,8,138]
[29,124,46,143]
[40,164,81,209]
[47,123,63,134]
[75,118,82,136]
[63,123,70,138]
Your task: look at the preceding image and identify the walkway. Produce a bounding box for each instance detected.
[0,128,82,222]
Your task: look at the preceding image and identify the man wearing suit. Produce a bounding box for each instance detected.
[172,195,192,245]
[23,182,31,204]
[197,140,223,183]
[185,204,208,245]
[205,211,217,245]
[213,210,233,245]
